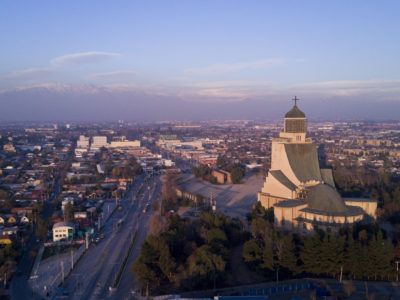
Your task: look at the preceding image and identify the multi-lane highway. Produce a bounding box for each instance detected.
[61,174,161,299]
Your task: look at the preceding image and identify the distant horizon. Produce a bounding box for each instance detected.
[1,1,400,121]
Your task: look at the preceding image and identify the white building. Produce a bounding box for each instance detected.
[52,222,75,242]
[163,159,175,167]
[74,212,88,219]
[77,135,90,148]
[108,140,141,148]
[97,163,105,174]
[92,136,108,149]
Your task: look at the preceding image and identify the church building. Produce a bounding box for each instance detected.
[258,97,377,233]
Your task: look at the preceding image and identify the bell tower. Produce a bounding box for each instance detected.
[280,96,307,142]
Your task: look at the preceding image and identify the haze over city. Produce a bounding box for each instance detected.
[1,1,400,121]
[3,2,400,300]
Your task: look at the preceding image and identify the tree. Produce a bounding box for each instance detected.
[112,167,121,178]
[0,189,9,200]
[299,233,322,275]
[207,228,227,246]
[243,239,263,266]
[216,156,228,169]
[251,218,272,241]
[149,214,168,236]
[36,217,48,240]
[368,234,380,280]
[188,245,226,289]
[105,160,113,175]
[231,166,245,184]
[278,234,299,274]
[131,236,165,290]
[162,171,178,208]
[64,202,74,222]
[261,239,274,272]
[344,233,358,279]
[122,163,133,179]
[1,198,15,211]
[374,230,395,280]
[159,241,176,282]
[323,233,344,278]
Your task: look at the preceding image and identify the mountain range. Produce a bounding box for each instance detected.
[1,84,399,122]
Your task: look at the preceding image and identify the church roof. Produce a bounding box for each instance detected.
[299,205,364,217]
[320,168,335,187]
[305,184,347,213]
[285,105,306,118]
[269,170,297,191]
[284,143,322,183]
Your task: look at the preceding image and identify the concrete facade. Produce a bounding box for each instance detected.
[258,102,377,233]
[52,221,75,242]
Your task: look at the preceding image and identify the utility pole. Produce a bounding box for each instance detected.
[85,232,89,249]
[71,249,74,270]
[276,265,279,284]
[61,261,64,283]
[98,215,101,231]
[340,265,343,283]
[396,261,399,281]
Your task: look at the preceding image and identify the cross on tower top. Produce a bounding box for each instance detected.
[292,96,299,106]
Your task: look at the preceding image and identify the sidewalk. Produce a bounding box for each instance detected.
[29,244,44,279]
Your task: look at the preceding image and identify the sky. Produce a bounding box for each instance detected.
[1,1,400,120]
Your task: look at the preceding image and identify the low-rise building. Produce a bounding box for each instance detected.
[212,169,232,184]
[74,211,88,219]
[52,221,75,242]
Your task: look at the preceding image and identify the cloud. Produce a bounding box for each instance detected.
[86,71,137,81]
[184,59,284,75]
[173,80,278,101]
[6,68,54,80]
[51,51,119,66]
[292,79,400,97]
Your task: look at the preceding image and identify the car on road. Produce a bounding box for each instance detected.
[142,203,149,214]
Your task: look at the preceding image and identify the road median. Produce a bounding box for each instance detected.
[113,230,138,288]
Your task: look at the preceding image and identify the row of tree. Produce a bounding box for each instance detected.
[132,204,400,296]
[131,212,245,295]
[243,217,397,281]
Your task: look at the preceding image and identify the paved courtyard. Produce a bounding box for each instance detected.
[177,172,264,218]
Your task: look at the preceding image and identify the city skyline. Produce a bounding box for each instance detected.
[1,1,400,120]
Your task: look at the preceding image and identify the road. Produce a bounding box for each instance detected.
[60,174,161,299]
[112,175,162,299]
